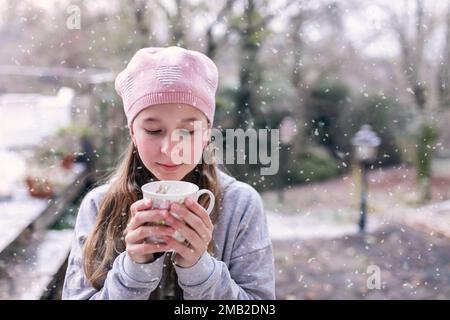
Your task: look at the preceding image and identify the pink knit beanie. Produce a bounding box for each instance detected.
[115,46,218,132]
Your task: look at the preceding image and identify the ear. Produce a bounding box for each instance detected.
[129,125,136,147]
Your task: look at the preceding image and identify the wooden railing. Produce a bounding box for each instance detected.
[0,164,93,299]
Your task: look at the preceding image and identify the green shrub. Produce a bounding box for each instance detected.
[416,120,439,179]
[304,81,350,152]
[289,145,341,184]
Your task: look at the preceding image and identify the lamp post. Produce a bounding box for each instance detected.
[351,124,381,233]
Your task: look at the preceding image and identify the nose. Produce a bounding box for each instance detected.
[160,133,173,155]
[160,132,183,162]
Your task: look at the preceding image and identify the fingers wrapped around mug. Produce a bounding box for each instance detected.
[162,200,213,267]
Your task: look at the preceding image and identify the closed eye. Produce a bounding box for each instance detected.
[178,129,195,136]
[144,129,195,136]
[144,129,162,135]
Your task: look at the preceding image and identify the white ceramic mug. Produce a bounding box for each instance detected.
[141,180,215,243]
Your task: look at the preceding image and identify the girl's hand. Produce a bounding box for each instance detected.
[163,198,214,268]
[123,199,175,264]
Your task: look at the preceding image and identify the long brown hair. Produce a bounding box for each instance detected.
[82,141,223,298]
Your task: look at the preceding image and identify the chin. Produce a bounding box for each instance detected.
[157,173,184,181]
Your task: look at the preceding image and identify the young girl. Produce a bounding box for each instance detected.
[62,46,275,300]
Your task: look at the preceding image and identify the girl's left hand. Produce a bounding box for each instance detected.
[163,198,214,268]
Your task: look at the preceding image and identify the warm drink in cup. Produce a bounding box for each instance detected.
[141,180,215,243]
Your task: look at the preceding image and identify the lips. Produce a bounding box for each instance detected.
[158,163,180,167]
[157,163,182,171]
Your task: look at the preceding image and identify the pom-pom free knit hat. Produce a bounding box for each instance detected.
[115,46,219,132]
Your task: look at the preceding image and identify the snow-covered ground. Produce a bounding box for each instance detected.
[266,210,382,240]
[263,164,450,241]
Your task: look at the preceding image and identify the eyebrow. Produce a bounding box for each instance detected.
[144,117,200,123]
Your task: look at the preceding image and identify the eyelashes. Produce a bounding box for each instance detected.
[144,129,161,135]
[144,129,194,136]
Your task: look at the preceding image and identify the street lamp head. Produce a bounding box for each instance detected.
[351,124,381,163]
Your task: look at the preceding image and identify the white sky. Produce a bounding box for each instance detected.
[343,0,450,60]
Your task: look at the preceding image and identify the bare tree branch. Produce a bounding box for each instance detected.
[205,0,236,58]
[438,4,450,109]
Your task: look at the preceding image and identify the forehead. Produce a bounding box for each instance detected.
[137,103,206,123]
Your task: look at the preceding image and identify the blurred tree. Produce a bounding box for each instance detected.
[438,5,450,110]
[204,0,236,59]
[128,0,152,48]
[153,0,189,47]
[304,81,350,157]
[221,0,295,182]
[387,0,429,111]
[230,0,269,130]
[284,0,359,174]
[381,0,444,202]
[415,122,439,201]
[229,0,296,130]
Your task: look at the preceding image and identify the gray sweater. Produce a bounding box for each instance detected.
[61,169,275,300]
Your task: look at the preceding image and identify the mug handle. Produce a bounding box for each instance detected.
[192,189,215,215]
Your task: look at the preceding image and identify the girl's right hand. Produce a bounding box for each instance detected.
[124,199,175,264]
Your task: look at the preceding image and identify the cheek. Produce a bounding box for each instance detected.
[135,136,159,161]
[180,134,205,163]
[189,139,204,162]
